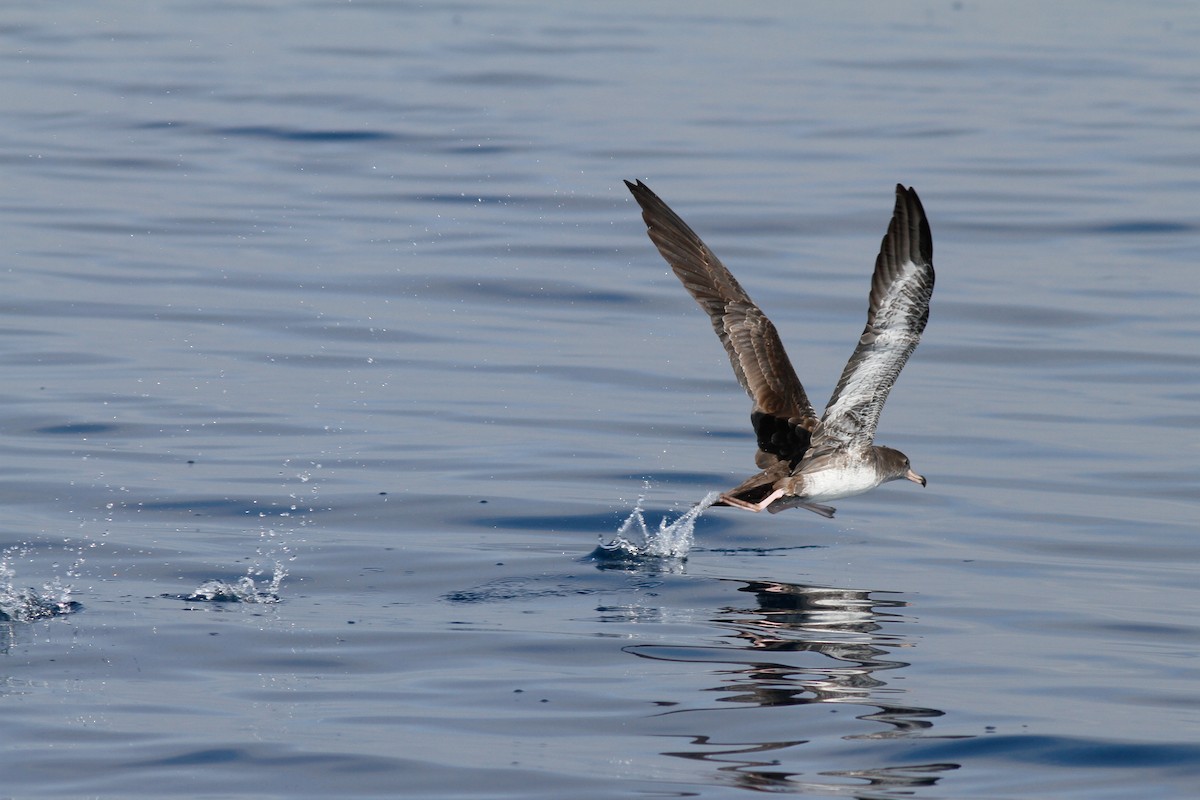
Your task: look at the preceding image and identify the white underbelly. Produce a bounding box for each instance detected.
[799,463,884,502]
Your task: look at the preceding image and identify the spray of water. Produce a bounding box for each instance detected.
[183,565,286,604]
[594,490,720,562]
[0,548,82,622]
[176,464,312,605]
[170,519,293,605]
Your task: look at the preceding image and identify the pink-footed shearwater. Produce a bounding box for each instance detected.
[625,180,934,517]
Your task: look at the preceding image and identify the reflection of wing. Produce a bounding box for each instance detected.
[625,180,819,465]
[808,184,934,456]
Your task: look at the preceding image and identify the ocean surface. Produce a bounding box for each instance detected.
[2,2,1198,798]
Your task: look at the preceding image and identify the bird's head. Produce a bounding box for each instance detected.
[875,446,926,487]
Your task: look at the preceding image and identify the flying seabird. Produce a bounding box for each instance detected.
[625,180,934,517]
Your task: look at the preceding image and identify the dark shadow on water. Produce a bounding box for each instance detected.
[131,498,320,519]
[699,545,825,555]
[472,512,630,534]
[585,543,821,572]
[901,733,1200,771]
[586,542,668,572]
[34,422,119,436]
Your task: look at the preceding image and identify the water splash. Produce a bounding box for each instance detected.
[175,525,293,605]
[591,491,720,564]
[181,566,286,605]
[173,465,313,606]
[0,550,82,622]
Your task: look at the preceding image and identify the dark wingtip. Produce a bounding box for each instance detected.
[894,184,933,264]
[624,178,652,199]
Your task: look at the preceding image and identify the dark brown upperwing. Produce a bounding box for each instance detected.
[624,179,819,457]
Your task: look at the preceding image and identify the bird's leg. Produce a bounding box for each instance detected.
[719,494,761,512]
[715,494,753,513]
[753,487,789,510]
[720,487,787,513]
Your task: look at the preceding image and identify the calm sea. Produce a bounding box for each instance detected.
[2,2,1198,798]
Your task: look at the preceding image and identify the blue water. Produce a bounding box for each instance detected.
[2,2,1199,797]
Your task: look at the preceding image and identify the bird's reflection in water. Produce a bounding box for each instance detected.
[623,580,961,795]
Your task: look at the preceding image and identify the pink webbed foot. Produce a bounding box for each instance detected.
[719,487,787,513]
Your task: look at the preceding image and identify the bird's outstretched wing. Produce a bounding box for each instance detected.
[807,184,934,457]
[625,179,818,463]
